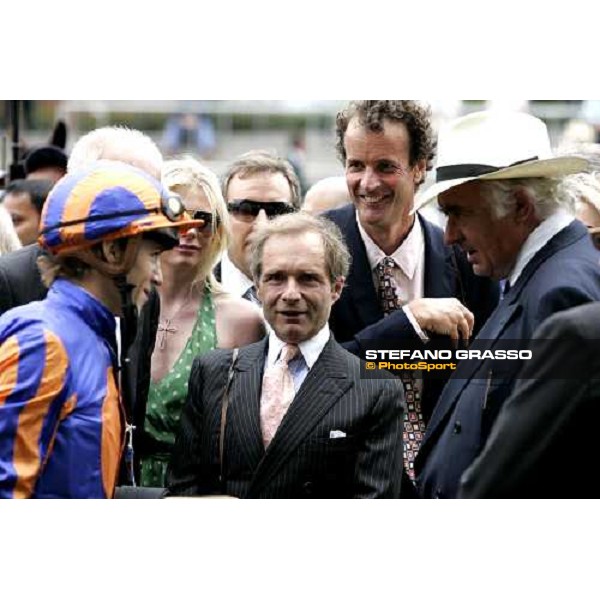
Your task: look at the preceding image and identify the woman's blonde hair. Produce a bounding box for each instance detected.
[161,156,230,292]
[0,204,22,256]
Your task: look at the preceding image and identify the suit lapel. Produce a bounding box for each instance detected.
[227,339,267,470]
[248,338,353,496]
[340,208,383,327]
[421,215,456,298]
[422,299,522,444]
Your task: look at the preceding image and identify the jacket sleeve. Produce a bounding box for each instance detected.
[0,326,70,498]
[342,309,423,356]
[0,265,15,318]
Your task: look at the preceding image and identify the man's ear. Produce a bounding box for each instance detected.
[412,159,427,186]
[331,276,345,304]
[101,239,127,266]
[513,187,537,223]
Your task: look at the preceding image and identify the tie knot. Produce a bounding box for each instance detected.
[377,256,396,273]
[279,344,299,365]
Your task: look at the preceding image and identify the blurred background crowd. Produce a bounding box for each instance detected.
[3,99,600,189]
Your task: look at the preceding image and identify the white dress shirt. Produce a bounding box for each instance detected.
[356,213,428,340]
[220,251,255,299]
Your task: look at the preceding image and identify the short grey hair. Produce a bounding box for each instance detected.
[221,149,301,209]
[479,177,576,221]
[68,126,163,179]
[250,212,351,284]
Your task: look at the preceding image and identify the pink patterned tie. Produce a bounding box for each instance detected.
[260,344,299,447]
[376,257,426,482]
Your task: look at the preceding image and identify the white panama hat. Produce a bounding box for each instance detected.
[413,110,589,212]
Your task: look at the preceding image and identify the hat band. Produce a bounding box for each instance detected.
[436,156,539,183]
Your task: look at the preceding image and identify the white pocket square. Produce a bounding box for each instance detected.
[329,430,347,439]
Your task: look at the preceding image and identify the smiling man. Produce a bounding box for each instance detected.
[325,100,499,495]
[166,212,404,498]
[413,110,600,499]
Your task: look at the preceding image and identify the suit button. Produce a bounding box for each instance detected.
[453,421,462,434]
[434,487,442,499]
[303,482,314,496]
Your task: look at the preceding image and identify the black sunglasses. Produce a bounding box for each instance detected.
[227,199,296,221]
[185,209,220,231]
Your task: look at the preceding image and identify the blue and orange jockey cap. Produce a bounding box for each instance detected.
[38,160,204,256]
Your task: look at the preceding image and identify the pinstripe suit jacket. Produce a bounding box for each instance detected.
[166,336,404,498]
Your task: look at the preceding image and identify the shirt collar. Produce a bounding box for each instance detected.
[221,252,255,297]
[266,324,330,369]
[356,212,423,279]
[508,209,574,286]
[48,278,117,347]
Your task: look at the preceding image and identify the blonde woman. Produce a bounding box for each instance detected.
[139,157,265,486]
[0,203,22,256]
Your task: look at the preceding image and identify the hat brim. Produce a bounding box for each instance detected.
[42,215,206,256]
[413,156,589,213]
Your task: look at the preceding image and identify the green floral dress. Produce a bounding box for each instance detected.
[140,287,216,487]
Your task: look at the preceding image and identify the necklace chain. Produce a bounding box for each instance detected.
[157,288,198,350]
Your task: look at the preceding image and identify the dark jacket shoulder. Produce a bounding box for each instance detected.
[0,244,47,316]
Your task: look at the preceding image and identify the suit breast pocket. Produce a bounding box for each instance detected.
[302,435,358,482]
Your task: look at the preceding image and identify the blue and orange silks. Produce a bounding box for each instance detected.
[0,279,124,498]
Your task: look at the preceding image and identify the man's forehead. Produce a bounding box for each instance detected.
[438,181,485,207]
[228,171,292,203]
[262,232,325,262]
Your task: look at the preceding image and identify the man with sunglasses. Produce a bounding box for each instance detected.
[218,150,301,303]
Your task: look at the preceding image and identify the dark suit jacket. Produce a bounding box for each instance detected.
[459,302,600,499]
[166,336,405,498]
[324,206,499,424]
[0,244,47,316]
[416,220,600,499]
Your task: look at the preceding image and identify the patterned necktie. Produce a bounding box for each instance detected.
[376,256,426,481]
[260,344,299,447]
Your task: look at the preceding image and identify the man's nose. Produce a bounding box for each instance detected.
[281,278,301,300]
[360,167,382,193]
[255,208,269,225]
[444,216,461,246]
